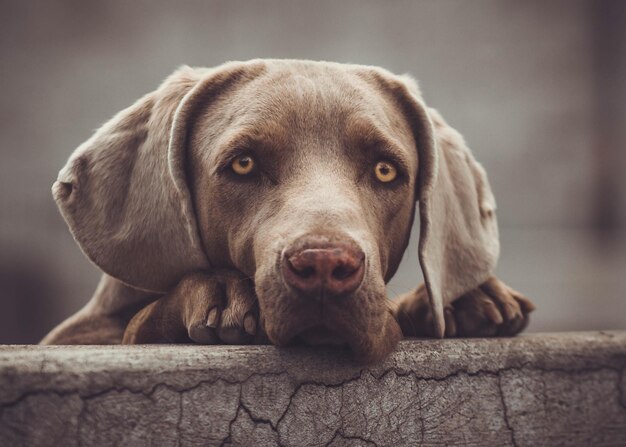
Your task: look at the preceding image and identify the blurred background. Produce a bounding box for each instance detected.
[1,0,624,343]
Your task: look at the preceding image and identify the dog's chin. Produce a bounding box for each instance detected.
[264,320,348,349]
[257,271,401,363]
[265,313,402,364]
[294,325,349,348]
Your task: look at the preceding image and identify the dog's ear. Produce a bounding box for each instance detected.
[395,75,500,338]
[53,63,264,292]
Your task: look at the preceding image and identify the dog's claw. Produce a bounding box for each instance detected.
[213,274,259,344]
[243,313,257,336]
[206,307,220,328]
[188,322,218,344]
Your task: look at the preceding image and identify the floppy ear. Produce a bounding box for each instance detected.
[53,63,263,292]
[397,76,500,338]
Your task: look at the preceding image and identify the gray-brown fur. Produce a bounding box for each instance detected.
[43,60,534,362]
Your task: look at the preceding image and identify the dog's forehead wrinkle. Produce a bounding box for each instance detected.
[250,67,369,132]
[193,66,405,171]
[256,72,415,170]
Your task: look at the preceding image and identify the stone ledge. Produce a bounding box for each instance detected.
[1,332,625,446]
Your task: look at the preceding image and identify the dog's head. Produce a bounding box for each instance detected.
[54,60,498,362]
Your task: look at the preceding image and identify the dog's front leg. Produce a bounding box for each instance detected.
[123,270,264,345]
[393,277,535,338]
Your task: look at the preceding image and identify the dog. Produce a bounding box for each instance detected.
[42,60,534,362]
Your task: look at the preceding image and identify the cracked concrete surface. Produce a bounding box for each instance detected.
[1,332,625,446]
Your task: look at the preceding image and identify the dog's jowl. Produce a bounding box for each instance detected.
[43,60,534,362]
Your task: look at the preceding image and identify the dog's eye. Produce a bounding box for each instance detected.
[231,155,255,175]
[374,161,397,183]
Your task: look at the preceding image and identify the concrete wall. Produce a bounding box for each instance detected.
[1,332,625,445]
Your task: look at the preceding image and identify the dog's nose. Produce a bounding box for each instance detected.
[282,239,365,297]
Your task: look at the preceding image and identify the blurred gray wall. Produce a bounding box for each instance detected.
[1,0,624,343]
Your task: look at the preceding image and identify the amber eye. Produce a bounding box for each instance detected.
[374,161,397,183]
[231,155,255,175]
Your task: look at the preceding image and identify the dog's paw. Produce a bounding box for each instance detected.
[448,277,536,337]
[123,270,264,345]
[393,277,535,338]
[184,270,263,344]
